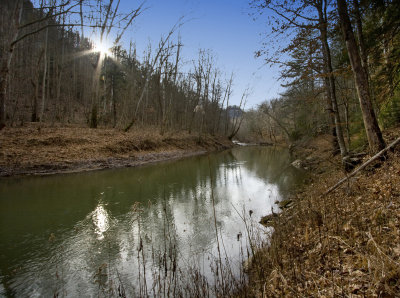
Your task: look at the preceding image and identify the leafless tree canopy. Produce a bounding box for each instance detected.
[0,0,244,138]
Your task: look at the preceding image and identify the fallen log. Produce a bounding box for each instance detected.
[324,136,400,195]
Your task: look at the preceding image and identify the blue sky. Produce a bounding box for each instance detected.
[114,0,283,109]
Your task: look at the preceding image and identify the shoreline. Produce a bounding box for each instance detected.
[0,124,233,178]
[0,149,211,178]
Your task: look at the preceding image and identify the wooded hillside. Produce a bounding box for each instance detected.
[241,0,400,156]
[0,0,244,137]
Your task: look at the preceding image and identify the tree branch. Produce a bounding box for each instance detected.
[324,136,400,195]
[18,0,81,30]
[11,23,102,47]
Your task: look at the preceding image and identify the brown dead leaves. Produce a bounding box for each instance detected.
[0,123,232,176]
[246,132,400,297]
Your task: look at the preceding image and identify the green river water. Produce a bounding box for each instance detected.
[0,146,304,297]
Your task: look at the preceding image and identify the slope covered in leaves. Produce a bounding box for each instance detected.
[0,123,232,177]
[246,128,400,297]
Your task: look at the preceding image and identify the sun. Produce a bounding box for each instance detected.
[93,39,112,56]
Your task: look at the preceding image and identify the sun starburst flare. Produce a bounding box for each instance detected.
[93,41,112,56]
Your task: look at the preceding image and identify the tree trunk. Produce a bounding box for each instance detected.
[353,0,368,75]
[188,76,202,134]
[325,137,400,195]
[317,0,348,157]
[55,27,65,123]
[0,1,23,129]
[337,0,385,153]
[323,76,339,155]
[39,25,49,122]
[262,106,291,142]
[31,48,44,122]
[112,75,116,128]
[0,65,9,129]
[90,53,101,128]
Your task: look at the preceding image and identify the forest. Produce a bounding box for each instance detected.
[240,0,400,158]
[0,0,243,138]
[239,1,400,296]
[2,0,399,157]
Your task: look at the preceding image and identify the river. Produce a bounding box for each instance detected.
[0,146,304,297]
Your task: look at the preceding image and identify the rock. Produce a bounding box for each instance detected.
[242,257,253,273]
[278,199,293,209]
[342,156,362,172]
[291,159,303,169]
[259,142,273,146]
[260,213,277,227]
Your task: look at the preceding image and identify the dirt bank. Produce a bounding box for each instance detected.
[247,128,400,297]
[0,123,233,177]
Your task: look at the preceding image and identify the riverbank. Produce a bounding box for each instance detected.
[0,123,233,177]
[247,128,400,296]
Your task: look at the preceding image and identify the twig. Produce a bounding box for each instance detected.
[366,232,400,266]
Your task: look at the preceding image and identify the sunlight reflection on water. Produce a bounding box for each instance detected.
[92,204,110,240]
[0,146,304,297]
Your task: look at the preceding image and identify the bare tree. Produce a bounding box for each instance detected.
[0,0,23,129]
[251,0,348,157]
[228,90,247,140]
[1,0,90,128]
[315,0,348,157]
[89,0,145,128]
[337,0,385,153]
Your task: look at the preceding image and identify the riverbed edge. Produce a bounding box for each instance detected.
[0,124,234,178]
[0,150,208,177]
[246,130,400,296]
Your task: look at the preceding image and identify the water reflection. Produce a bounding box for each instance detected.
[0,146,304,296]
[91,204,110,240]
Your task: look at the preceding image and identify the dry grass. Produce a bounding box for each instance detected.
[0,123,232,176]
[245,130,400,297]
